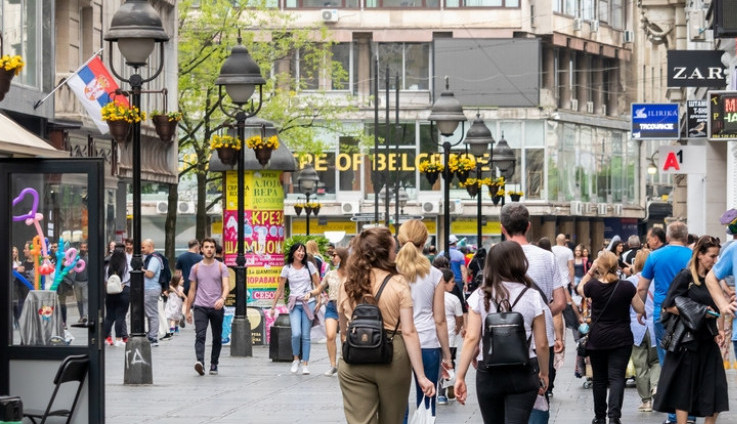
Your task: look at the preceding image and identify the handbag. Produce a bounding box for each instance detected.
[577,280,620,357]
[106,274,123,294]
[342,274,400,365]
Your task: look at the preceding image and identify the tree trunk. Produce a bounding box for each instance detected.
[196,169,208,241]
[165,183,178,267]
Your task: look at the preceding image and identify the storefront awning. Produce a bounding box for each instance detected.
[0,112,68,158]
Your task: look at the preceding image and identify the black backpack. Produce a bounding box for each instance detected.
[342,274,400,365]
[144,251,172,291]
[482,287,531,368]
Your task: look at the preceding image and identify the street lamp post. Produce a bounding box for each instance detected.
[215,38,266,357]
[464,113,494,249]
[298,164,320,236]
[105,0,169,385]
[428,78,466,259]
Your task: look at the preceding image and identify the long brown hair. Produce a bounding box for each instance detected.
[688,235,720,286]
[344,227,397,305]
[482,241,534,311]
[396,219,431,283]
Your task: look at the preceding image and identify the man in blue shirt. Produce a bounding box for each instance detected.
[637,221,692,424]
[438,235,467,293]
[142,239,163,347]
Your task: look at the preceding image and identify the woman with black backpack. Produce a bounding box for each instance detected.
[454,241,549,423]
[337,227,434,423]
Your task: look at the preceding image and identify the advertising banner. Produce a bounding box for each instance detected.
[708,90,737,140]
[686,100,708,138]
[631,103,680,139]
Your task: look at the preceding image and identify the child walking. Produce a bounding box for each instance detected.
[164,275,186,340]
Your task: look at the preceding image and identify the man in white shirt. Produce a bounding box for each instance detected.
[500,204,567,408]
[551,234,574,288]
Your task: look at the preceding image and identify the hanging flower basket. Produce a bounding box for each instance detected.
[254,147,272,167]
[466,184,479,198]
[0,69,14,102]
[151,113,180,144]
[217,147,237,166]
[312,205,321,216]
[0,55,24,101]
[305,205,313,215]
[456,170,469,184]
[107,120,132,144]
[492,196,502,206]
[294,204,304,216]
[425,171,439,186]
[510,194,521,202]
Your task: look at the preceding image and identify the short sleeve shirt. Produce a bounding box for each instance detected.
[583,279,636,350]
[409,266,444,348]
[444,292,463,347]
[551,245,574,281]
[143,254,162,292]
[714,241,737,283]
[280,262,317,298]
[338,273,413,331]
[190,261,229,308]
[467,283,545,361]
[641,244,692,319]
[521,244,566,344]
[176,251,203,283]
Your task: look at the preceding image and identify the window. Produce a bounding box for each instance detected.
[580,0,595,20]
[1,0,40,88]
[290,43,352,91]
[376,43,430,91]
[445,0,519,7]
[610,0,623,29]
[365,0,439,7]
[285,0,358,7]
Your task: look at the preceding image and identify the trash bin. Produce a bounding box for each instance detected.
[0,396,23,423]
[269,313,293,362]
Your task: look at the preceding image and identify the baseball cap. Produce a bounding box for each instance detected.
[449,235,458,245]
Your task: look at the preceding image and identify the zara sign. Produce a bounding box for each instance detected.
[667,50,727,88]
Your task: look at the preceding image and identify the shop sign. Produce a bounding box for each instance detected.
[708,90,737,140]
[631,103,679,139]
[667,50,727,88]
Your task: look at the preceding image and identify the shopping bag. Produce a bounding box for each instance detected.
[408,396,435,424]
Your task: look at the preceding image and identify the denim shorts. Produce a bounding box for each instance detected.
[325,300,338,320]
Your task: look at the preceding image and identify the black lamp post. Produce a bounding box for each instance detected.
[298,164,320,236]
[105,0,168,385]
[464,113,494,250]
[215,37,266,358]
[493,133,517,193]
[428,78,466,259]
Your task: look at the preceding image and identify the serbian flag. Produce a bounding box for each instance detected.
[67,56,127,134]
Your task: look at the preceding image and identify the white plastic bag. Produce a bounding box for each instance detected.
[409,396,435,424]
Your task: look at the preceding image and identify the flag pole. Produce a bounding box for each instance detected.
[33,47,105,110]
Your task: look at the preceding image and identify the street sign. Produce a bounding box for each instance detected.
[657,145,705,174]
[631,103,680,139]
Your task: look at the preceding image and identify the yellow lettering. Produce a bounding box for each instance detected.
[298,154,313,170]
[315,154,328,172]
[415,153,428,169]
[353,154,362,172]
[388,153,398,171]
[402,153,415,171]
[336,153,350,171]
[376,153,387,171]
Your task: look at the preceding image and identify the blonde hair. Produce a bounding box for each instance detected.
[632,248,650,274]
[396,219,431,283]
[305,240,320,255]
[595,251,620,283]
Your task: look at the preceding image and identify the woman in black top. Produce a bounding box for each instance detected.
[578,251,645,424]
[653,236,728,424]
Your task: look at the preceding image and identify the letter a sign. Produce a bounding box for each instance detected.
[657,145,705,174]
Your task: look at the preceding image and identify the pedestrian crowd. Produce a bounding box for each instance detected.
[14,203,737,424]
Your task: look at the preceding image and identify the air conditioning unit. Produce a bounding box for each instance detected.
[613,204,623,216]
[570,201,583,216]
[449,199,463,215]
[570,98,579,111]
[586,101,594,113]
[591,19,600,32]
[341,201,360,215]
[624,30,634,43]
[321,9,339,23]
[601,104,607,116]
[586,202,598,214]
[573,17,583,31]
[156,201,168,214]
[178,201,195,214]
[597,203,608,215]
[422,201,441,214]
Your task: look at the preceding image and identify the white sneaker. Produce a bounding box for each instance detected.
[302,364,310,375]
[324,367,338,376]
[290,360,300,374]
[114,339,126,347]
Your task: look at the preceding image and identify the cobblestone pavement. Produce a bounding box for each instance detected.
[104,326,737,423]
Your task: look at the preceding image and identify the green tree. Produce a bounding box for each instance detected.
[171,0,364,257]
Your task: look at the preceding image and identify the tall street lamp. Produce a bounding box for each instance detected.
[464,113,494,249]
[428,78,466,259]
[215,37,266,357]
[298,164,320,236]
[105,0,168,385]
[493,133,517,196]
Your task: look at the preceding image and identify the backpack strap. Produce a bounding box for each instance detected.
[374,273,401,337]
[510,287,530,310]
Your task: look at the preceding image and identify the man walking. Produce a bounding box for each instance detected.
[552,234,574,288]
[439,235,468,294]
[500,204,566,417]
[73,242,89,324]
[176,239,202,296]
[637,221,691,424]
[141,239,163,347]
[185,237,229,376]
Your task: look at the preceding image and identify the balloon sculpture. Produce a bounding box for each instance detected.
[12,187,85,290]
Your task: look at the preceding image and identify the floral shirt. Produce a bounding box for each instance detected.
[321,270,345,302]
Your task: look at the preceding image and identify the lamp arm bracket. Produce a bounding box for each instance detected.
[217,86,264,121]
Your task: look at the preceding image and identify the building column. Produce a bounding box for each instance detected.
[591,218,605,254]
[575,218,591,250]
[558,218,575,243]
[540,215,557,242]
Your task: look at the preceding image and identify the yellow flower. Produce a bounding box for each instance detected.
[101,101,146,123]
[509,190,524,196]
[151,110,182,122]
[478,178,492,186]
[419,159,443,173]
[209,134,241,151]
[448,153,476,173]
[0,55,24,76]
[460,178,480,187]
[495,189,505,197]
[307,202,320,208]
[245,135,280,150]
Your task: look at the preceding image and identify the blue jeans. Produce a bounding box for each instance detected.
[404,348,441,423]
[654,314,695,423]
[289,301,315,362]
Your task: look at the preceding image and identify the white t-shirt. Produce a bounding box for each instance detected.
[521,244,567,346]
[280,262,318,298]
[468,283,546,361]
[408,266,444,349]
[551,245,574,283]
[444,291,463,348]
